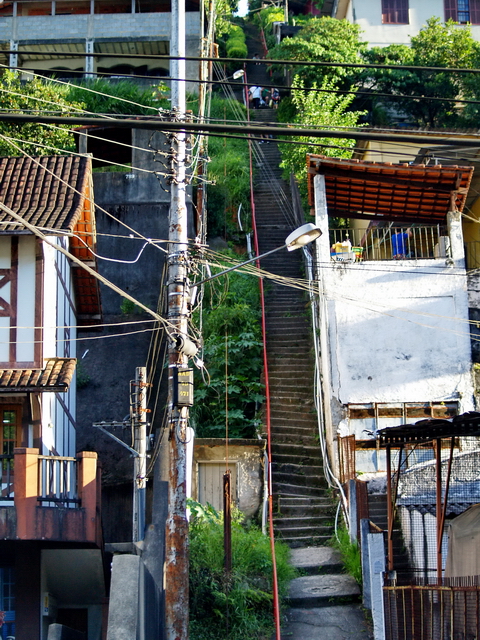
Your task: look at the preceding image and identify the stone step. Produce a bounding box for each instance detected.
[271,453,323,467]
[275,515,334,529]
[287,573,361,608]
[272,482,329,497]
[271,444,322,456]
[281,534,332,549]
[272,462,324,476]
[273,472,325,488]
[278,503,336,518]
[289,546,344,575]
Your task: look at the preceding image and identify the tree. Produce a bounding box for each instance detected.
[363,18,479,128]
[279,76,366,204]
[191,261,264,439]
[0,71,85,156]
[269,17,367,88]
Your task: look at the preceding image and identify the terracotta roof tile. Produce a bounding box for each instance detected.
[0,358,76,392]
[307,155,474,223]
[0,156,89,232]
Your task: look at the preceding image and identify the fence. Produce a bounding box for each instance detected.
[37,455,79,506]
[384,577,480,640]
[329,225,449,262]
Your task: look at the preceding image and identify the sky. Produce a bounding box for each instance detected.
[235,0,249,17]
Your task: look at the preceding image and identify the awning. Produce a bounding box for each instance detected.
[307,155,474,223]
[0,357,76,392]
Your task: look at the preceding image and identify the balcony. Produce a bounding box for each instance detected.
[329,225,449,263]
[0,448,101,545]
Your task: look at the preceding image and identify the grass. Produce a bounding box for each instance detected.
[330,525,362,586]
[189,501,296,640]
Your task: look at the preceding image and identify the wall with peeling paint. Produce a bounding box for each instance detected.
[313,175,475,476]
[192,439,265,519]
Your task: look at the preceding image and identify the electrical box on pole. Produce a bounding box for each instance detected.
[173,367,194,407]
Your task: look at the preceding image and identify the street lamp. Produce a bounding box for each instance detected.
[194,223,322,287]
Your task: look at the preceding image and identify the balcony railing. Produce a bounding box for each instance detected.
[0,455,14,501]
[329,225,449,262]
[37,455,80,506]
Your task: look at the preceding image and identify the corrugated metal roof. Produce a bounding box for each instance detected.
[307,155,474,223]
[0,357,76,392]
[377,412,480,445]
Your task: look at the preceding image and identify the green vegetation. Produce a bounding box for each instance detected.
[191,260,264,438]
[65,78,168,115]
[206,96,251,242]
[189,501,296,640]
[226,24,248,59]
[0,71,84,156]
[278,76,365,205]
[330,525,362,586]
[363,17,480,128]
[268,17,366,89]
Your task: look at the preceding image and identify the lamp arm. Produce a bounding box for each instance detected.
[195,244,287,287]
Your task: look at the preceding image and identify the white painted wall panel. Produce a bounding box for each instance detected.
[16,236,35,362]
[0,237,11,362]
[42,239,57,359]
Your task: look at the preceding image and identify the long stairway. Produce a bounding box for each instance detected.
[244,22,371,638]
[251,107,335,547]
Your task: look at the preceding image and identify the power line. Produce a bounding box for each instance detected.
[1,111,480,147]
[6,49,480,75]
[7,62,477,107]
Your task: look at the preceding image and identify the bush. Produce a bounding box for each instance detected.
[191,258,264,439]
[189,502,296,640]
[226,43,248,58]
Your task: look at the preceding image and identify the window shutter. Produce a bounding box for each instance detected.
[470,0,480,23]
[382,0,409,23]
[445,0,458,21]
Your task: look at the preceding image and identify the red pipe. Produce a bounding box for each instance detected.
[244,66,281,640]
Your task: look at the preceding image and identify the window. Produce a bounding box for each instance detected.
[382,0,409,24]
[0,567,15,640]
[445,0,480,24]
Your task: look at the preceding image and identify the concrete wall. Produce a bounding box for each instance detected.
[193,439,265,519]
[337,0,480,46]
[315,184,474,411]
[0,12,201,41]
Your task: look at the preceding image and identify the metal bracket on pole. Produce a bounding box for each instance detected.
[92,422,140,458]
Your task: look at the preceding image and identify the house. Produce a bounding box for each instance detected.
[0,0,201,91]
[306,154,476,477]
[333,0,480,46]
[0,154,105,640]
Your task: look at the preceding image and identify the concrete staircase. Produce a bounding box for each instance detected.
[244,24,371,638]
[251,107,336,548]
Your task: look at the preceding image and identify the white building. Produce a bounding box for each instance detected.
[333,0,480,46]
[307,154,476,476]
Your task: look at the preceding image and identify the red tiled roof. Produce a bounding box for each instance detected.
[0,156,90,232]
[0,155,102,325]
[0,358,76,392]
[307,155,474,223]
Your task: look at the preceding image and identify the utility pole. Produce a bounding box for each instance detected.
[133,366,148,543]
[165,0,191,634]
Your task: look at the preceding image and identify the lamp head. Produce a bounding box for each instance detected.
[233,69,245,80]
[285,223,322,251]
